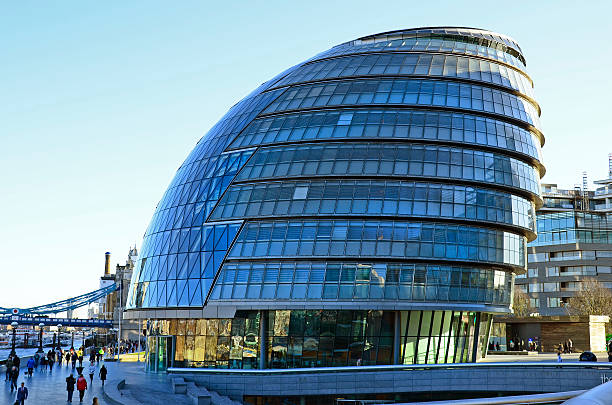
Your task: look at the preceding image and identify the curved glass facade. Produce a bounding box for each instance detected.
[128,27,545,369]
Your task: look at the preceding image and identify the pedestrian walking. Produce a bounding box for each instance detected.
[65,352,70,365]
[88,361,96,385]
[40,355,47,372]
[26,358,34,377]
[33,352,40,370]
[92,397,100,405]
[66,373,76,403]
[16,381,28,405]
[557,351,562,362]
[76,374,87,403]
[71,352,77,369]
[13,355,20,370]
[10,366,19,392]
[5,356,13,381]
[98,365,107,386]
[47,350,55,373]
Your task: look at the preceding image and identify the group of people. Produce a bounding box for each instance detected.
[507,337,539,352]
[556,339,574,354]
[107,338,141,356]
[5,346,108,404]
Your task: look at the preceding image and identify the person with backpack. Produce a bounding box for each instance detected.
[98,364,107,386]
[65,373,76,403]
[76,374,88,403]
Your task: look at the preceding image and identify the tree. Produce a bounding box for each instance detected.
[568,278,612,319]
[512,287,534,317]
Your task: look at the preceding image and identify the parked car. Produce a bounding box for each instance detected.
[579,351,597,362]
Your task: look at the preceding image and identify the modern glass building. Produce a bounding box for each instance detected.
[125,27,545,371]
[516,166,612,316]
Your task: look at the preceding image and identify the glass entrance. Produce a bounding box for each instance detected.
[146,335,174,372]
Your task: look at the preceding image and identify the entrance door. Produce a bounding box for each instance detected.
[146,336,174,372]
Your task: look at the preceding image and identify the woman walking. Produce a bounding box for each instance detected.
[76,374,88,403]
[88,361,96,384]
[98,364,107,386]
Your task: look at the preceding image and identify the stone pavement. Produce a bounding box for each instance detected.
[1,359,114,404]
[0,359,187,405]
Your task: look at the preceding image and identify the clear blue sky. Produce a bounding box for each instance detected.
[1,0,611,308]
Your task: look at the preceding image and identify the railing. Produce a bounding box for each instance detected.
[168,361,612,375]
[393,390,584,405]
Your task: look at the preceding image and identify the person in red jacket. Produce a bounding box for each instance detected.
[76,374,87,403]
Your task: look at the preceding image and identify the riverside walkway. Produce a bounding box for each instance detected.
[0,359,187,405]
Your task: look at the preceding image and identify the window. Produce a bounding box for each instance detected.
[529,298,540,308]
[543,282,558,292]
[527,268,538,278]
[293,187,309,200]
[547,297,561,308]
[546,267,559,277]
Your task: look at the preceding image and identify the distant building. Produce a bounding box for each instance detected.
[516,155,612,316]
[98,252,115,319]
[98,248,141,340]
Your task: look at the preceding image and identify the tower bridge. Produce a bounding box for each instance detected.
[0,283,118,329]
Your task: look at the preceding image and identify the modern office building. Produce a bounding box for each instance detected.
[516,157,612,316]
[125,27,545,371]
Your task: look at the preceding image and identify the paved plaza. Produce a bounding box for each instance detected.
[0,359,184,405]
[1,353,609,404]
[1,360,114,404]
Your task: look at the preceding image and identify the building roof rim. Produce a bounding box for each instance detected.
[354,27,521,49]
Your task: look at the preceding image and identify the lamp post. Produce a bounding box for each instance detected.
[9,321,18,357]
[70,330,75,351]
[37,323,45,353]
[56,324,62,351]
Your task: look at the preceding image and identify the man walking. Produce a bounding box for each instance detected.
[47,350,55,373]
[5,355,13,381]
[66,373,76,403]
[16,381,28,405]
[76,373,87,403]
[10,365,19,392]
[26,358,35,377]
[71,352,77,369]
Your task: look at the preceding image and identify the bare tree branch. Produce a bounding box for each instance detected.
[512,287,534,317]
[567,278,612,319]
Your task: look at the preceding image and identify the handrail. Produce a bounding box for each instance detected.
[168,361,612,375]
[392,390,585,405]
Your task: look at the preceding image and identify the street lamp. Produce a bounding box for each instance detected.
[70,329,75,351]
[37,323,45,353]
[56,324,62,351]
[9,321,18,357]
